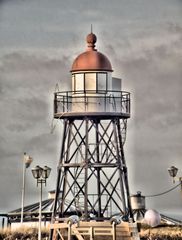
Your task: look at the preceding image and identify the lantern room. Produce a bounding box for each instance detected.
[71,32,121,93]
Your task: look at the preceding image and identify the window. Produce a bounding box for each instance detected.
[73,72,108,92]
[72,75,75,91]
[75,73,84,91]
[97,73,107,91]
[85,73,96,91]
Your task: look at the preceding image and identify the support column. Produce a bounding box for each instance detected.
[116,119,133,220]
[95,120,102,217]
[84,118,89,220]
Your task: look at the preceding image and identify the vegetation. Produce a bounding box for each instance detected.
[140,224,182,240]
[0,227,49,240]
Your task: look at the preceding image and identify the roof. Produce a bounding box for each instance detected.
[6,196,81,223]
[71,32,112,72]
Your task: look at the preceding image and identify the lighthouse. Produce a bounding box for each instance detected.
[50,32,140,240]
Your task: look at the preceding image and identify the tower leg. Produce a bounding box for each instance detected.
[116,119,133,220]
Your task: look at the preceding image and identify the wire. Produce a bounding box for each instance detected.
[145,182,181,198]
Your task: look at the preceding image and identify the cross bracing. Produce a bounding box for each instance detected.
[52,117,132,221]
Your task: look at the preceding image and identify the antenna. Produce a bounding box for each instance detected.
[91,24,93,33]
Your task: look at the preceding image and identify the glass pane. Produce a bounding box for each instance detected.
[85,73,96,91]
[75,74,84,91]
[72,74,75,91]
[98,73,107,91]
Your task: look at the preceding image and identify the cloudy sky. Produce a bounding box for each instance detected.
[0,0,182,220]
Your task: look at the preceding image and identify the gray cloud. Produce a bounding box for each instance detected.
[0,51,71,211]
[108,24,182,213]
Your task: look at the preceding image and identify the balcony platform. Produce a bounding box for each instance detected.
[54,90,131,120]
[54,111,130,120]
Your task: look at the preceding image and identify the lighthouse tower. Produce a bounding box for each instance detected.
[50,32,140,240]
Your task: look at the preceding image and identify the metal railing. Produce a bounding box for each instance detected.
[54,90,130,116]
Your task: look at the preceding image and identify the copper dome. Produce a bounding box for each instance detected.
[71,32,113,72]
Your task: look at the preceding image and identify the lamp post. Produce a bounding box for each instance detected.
[31,165,51,240]
[21,152,33,224]
[168,166,182,188]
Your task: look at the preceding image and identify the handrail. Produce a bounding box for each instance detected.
[54,90,130,117]
[55,90,130,94]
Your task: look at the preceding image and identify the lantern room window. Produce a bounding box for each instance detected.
[97,73,107,91]
[73,72,107,93]
[85,73,96,91]
[74,73,84,91]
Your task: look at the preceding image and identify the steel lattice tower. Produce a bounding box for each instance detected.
[49,32,137,240]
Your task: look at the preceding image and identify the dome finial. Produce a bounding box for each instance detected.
[86,28,97,51]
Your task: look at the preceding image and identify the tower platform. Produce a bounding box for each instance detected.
[54,90,130,120]
[54,112,130,120]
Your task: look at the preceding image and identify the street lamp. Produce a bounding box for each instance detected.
[168,166,179,183]
[21,152,33,224]
[31,165,51,240]
[168,166,182,188]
